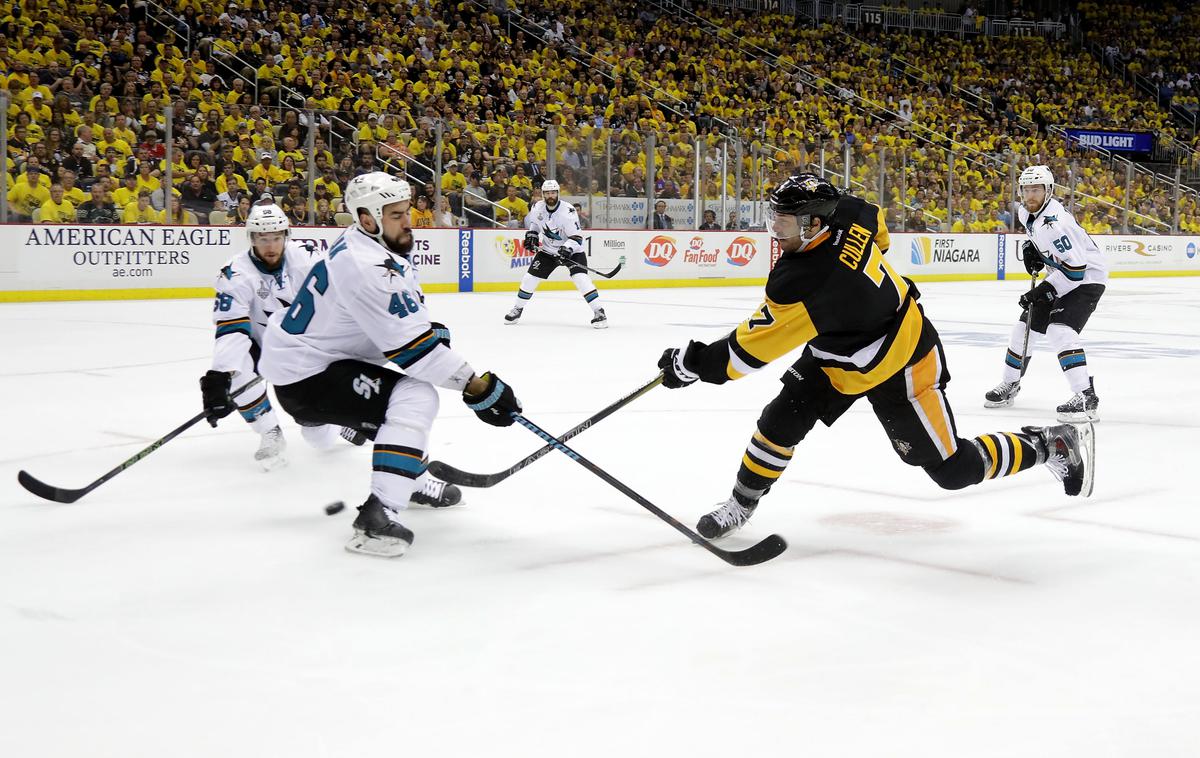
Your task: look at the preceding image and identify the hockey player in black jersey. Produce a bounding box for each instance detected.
[657,174,1097,539]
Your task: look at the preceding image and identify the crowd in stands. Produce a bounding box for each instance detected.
[1,0,1198,235]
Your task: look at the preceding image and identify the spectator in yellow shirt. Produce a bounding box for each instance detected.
[250,153,287,185]
[61,171,88,206]
[497,184,530,225]
[38,183,75,223]
[7,166,51,219]
[111,173,141,209]
[134,162,162,196]
[410,194,435,228]
[123,191,163,224]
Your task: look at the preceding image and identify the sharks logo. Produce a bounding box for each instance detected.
[374,256,406,281]
[1041,215,1058,227]
[220,264,236,280]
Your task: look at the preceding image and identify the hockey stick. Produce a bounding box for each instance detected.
[552,250,625,279]
[429,373,664,487]
[17,376,264,503]
[1018,271,1040,378]
[509,412,788,567]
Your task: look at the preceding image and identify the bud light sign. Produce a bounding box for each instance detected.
[643,235,678,267]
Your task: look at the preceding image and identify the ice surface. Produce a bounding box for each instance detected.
[2,279,1199,757]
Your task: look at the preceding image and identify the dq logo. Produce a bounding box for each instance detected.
[643,234,678,267]
[495,236,535,269]
[726,236,757,266]
[1187,242,1196,260]
[911,236,933,265]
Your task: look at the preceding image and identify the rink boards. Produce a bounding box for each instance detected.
[0,224,1197,302]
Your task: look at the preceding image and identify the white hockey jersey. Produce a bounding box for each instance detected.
[259,227,474,390]
[1018,197,1107,296]
[211,241,323,378]
[527,199,584,254]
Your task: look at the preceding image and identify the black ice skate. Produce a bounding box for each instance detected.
[409,475,462,508]
[1022,422,1095,497]
[984,380,1021,408]
[339,427,368,446]
[697,495,758,539]
[345,494,414,558]
[1056,378,1099,423]
[504,306,523,324]
[590,308,608,329]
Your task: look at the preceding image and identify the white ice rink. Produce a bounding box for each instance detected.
[2,278,1199,757]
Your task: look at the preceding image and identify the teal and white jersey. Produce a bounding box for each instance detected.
[211,241,323,378]
[260,226,473,389]
[527,199,584,255]
[1018,197,1107,296]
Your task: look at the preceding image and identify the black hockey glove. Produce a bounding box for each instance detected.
[463,372,522,427]
[523,230,540,253]
[1019,279,1057,311]
[658,342,704,389]
[200,370,236,427]
[1021,241,1045,276]
[430,321,452,348]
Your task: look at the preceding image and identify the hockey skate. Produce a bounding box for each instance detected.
[697,495,758,539]
[1022,422,1095,497]
[590,308,608,329]
[984,380,1021,408]
[254,426,287,471]
[504,306,523,325]
[1056,378,1099,423]
[345,494,414,557]
[339,426,368,446]
[409,475,462,508]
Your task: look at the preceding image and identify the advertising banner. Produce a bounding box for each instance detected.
[887,233,999,278]
[1063,129,1156,154]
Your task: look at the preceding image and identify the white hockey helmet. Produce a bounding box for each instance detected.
[245,203,289,247]
[1018,164,1055,191]
[344,171,412,241]
[541,179,560,193]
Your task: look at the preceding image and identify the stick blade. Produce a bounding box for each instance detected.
[721,533,788,567]
[17,470,87,503]
[426,460,498,489]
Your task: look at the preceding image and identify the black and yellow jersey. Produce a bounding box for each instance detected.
[691,196,930,396]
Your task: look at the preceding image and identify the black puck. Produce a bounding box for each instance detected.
[324,501,346,516]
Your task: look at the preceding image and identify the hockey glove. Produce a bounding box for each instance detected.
[200,370,236,427]
[523,230,540,253]
[463,372,522,427]
[1021,241,1045,276]
[658,342,703,389]
[1019,279,1057,310]
[430,321,452,348]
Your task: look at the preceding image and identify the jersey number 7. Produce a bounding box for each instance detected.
[282,260,329,335]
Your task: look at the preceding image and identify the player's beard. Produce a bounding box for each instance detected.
[383,229,414,256]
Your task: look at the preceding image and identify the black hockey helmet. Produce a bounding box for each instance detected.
[770,173,840,220]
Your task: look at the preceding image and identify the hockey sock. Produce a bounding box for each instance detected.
[1057,349,1091,392]
[972,432,1042,480]
[570,272,602,313]
[734,430,794,504]
[515,272,541,305]
[1002,321,1037,382]
[371,381,438,509]
[1046,323,1091,392]
[238,392,278,434]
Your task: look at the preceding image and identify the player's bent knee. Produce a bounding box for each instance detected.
[756,387,820,447]
[923,445,984,490]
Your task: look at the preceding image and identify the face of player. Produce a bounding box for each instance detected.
[1021,185,1047,213]
[543,190,559,208]
[769,210,820,253]
[252,231,287,267]
[379,199,413,256]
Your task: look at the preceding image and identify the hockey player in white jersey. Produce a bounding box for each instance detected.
[504,179,607,328]
[258,172,524,557]
[984,165,1107,422]
[200,203,364,470]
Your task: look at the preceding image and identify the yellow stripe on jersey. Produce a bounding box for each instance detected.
[820,299,923,395]
[874,205,891,254]
[725,298,819,381]
[911,347,956,456]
